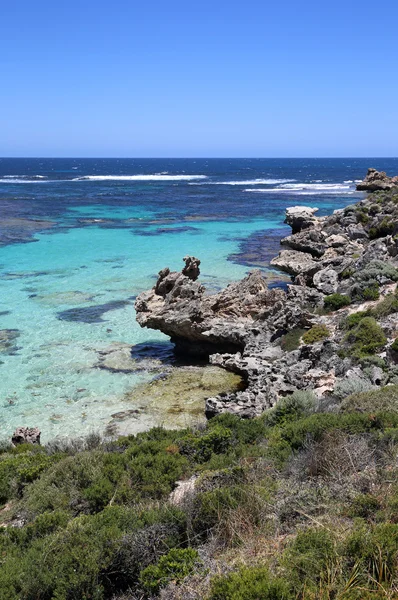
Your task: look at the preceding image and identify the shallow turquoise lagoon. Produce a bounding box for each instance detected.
[0,214,276,441]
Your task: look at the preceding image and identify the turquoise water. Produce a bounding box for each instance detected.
[2,157,397,441]
[0,211,272,441]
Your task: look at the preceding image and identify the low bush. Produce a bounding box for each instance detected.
[344,316,387,356]
[324,293,351,311]
[390,338,398,352]
[340,384,398,414]
[139,548,199,595]
[333,377,375,400]
[346,494,381,519]
[279,327,306,351]
[208,566,292,600]
[302,324,329,344]
[264,390,317,427]
[283,527,337,589]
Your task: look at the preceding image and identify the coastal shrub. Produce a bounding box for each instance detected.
[371,292,398,318]
[346,493,381,519]
[324,293,351,311]
[105,521,184,593]
[345,316,386,356]
[368,217,396,239]
[139,548,199,595]
[266,412,398,467]
[0,449,60,505]
[333,377,375,400]
[351,281,380,302]
[178,425,233,463]
[356,260,398,284]
[283,527,337,588]
[390,338,398,352]
[302,324,329,344]
[279,328,306,351]
[208,566,292,600]
[340,385,398,414]
[264,390,317,427]
[344,522,398,587]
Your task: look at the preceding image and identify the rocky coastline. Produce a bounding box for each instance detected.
[135,169,398,419]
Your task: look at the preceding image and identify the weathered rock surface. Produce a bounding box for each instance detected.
[135,172,398,418]
[12,427,41,445]
[285,206,319,234]
[357,168,398,192]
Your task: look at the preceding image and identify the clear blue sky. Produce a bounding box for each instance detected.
[1,0,397,157]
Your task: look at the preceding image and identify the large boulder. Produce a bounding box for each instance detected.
[285,206,319,234]
[356,168,398,192]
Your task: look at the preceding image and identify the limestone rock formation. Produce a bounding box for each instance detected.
[135,172,398,419]
[12,427,41,445]
[356,168,398,192]
[285,206,319,234]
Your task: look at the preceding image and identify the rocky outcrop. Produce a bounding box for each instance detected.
[136,173,398,419]
[136,261,287,356]
[356,168,398,192]
[12,427,41,445]
[285,206,319,234]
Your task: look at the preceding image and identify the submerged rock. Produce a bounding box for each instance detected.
[0,329,20,355]
[110,365,242,431]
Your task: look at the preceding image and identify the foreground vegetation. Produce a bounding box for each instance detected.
[1,385,398,599]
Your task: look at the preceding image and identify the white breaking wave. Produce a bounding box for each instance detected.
[2,174,47,179]
[245,181,359,195]
[72,174,208,182]
[189,178,296,186]
[0,177,48,184]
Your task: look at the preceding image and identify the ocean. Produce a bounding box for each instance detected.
[1,157,397,441]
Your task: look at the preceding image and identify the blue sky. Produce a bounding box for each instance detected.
[1,0,397,157]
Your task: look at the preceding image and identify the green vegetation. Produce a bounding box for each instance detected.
[1,393,398,599]
[302,323,330,344]
[279,327,306,351]
[208,567,292,600]
[140,548,199,594]
[344,316,387,357]
[324,293,351,311]
[341,384,398,413]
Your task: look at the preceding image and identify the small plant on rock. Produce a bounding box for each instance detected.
[302,324,329,344]
[324,293,351,311]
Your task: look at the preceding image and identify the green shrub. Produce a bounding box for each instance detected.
[283,527,336,587]
[390,338,398,352]
[266,411,398,467]
[347,494,381,519]
[345,316,386,356]
[280,328,306,352]
[324,293,351,311]
[264,391,317,427]
[178,425,233,463]
[139,548,199,595]
[302,324,329,344]
[340,385,398,414]
[334,378,375,400]
[344,522,398,587]
[208,566,292,600]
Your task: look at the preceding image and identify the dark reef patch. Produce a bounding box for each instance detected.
[57,300,131,323]
[228,226,290,269]
[0,329,21,355]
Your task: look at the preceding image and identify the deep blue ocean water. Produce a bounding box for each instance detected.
[1,157,397,441]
